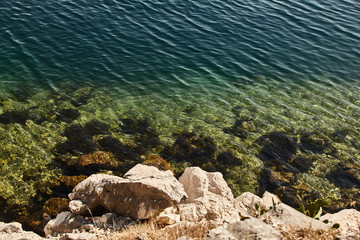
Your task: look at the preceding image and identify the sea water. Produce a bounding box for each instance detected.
[0,0,360,229]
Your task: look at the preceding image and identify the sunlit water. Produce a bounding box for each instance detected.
[0,0,360,232]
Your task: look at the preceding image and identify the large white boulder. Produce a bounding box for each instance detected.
[260,203,329,232]
[320,209,360,238]
[179,167,240,225]
[68,164,187,219]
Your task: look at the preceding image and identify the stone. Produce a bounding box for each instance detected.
[0,222,43,240]
[124,163,174,180]
[61,232,97,240]
[204,217,281,240]
[234,192,264,218]
[260,203,329,232]
[261,192,281,211]
[69,164,187,219]
[0,222,22,233]
[157,206,180,225]
[320,209,360,238]
[179,167,234,202]
[44,212,86,236]
[93,213,117,228]
[177,236,194,240]
[179,203,207,222]
[179,167,240,225]
[69,200,88,215]
[157,213,180,225]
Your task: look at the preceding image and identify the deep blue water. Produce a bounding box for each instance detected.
[1,0,359,91]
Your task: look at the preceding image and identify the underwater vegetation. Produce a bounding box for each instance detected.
[1,78,360,233]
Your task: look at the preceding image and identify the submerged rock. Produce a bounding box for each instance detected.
[143,155,173,171]
[326,163,360,189]
[257,131,297,163]
[223,118,256,138]
[300,132,332,154]
[42,198,70,219]
[0,110,29,124]
[216,151,242,166]
[161,132,217,167]
[55,108,80,123]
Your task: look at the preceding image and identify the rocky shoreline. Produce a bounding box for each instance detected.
[1,164,359,240]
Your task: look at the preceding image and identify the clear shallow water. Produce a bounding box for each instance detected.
[1,0,360,232]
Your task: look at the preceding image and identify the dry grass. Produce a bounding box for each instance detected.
[95,220,213,240]
[281,226,340,240]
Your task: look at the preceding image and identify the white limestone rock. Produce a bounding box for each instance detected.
[204,217,282,240]
[0,222,43,240]
[260,203,329,232]
[320,209,360,239]
[68,164,187,220]
[234,192,264,218]
[44,211,86,236]
[179,167,240,225]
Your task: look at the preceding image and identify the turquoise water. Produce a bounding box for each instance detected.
[1,0,360,231]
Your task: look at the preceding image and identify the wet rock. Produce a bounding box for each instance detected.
[0,110,29,124]
[223,118,256,139]
[331,129,349,143]
[68,164,187,219]
[9,88,32,102]
[97,136,141,162]
[290,156,313,172]
[260,203,329,232]
[258,168,318,209]
[84,120,109,136]
[55,124,98,156]
[71,98,89,107]
[55,108,80,123]
[75,151,117,167]
[143,155,173,171]
[257,132,297,163]
[204,218,282,240]
[231,106,243,117]
[216,152,242,166]
[42,198,70,218]
[162,132,217,166]
[320,209,360,238]
[179,167,240,225]
[44,212,86,236]
[300,132,332,154]
[120,118,160,153]
[60,176,88,189]
[326,163,360,189]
